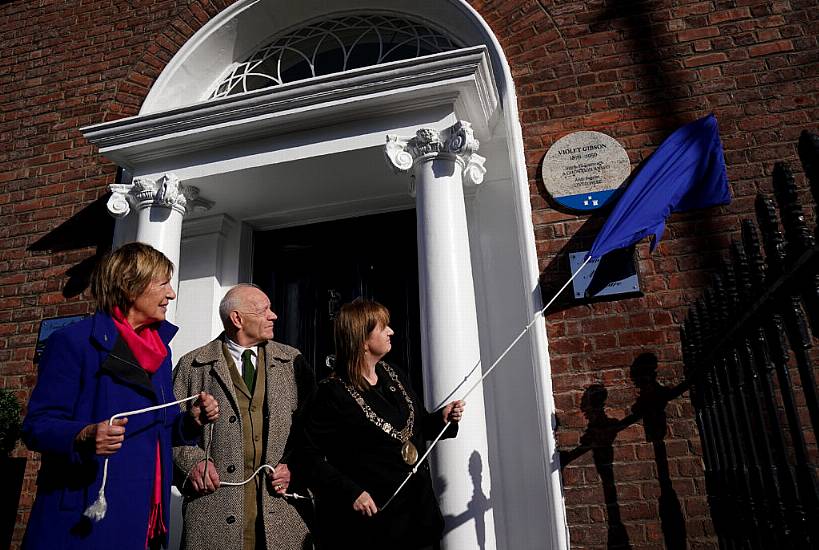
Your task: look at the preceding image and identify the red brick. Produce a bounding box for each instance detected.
[683,52,729,67]
[677,27,720,42]
[748,39,795,57]
[707,7,752,25]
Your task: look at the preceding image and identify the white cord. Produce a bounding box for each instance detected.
[219,463,311,499]
[84,394,200,522]
[381,257,591,511]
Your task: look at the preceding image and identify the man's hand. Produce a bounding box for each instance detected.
[76,418,128,456]
[266,463,291,495]
[190,392,219,427]
[188,459,220,495]
[353,491,378,517]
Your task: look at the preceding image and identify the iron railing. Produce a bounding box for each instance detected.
[682,130,819,549]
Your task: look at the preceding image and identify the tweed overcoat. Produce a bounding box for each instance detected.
[22,312,196,550]
[172,335,314,550]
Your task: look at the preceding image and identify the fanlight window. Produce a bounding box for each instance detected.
[209,14,458,99]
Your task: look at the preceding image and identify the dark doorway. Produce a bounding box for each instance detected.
[252,210,423,397]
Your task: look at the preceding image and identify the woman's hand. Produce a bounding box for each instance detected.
[353,491,378,517]
[190,391,219,427]
[76,417,128,456]
[442,400,465,424]
[188,459,220,494]
[266,463,291,495]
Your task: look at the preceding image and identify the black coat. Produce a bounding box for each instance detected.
[304,362,457,549]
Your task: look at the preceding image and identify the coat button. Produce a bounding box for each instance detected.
[226,515,235,524]
[229,415,237,423]
[227,465,235,473]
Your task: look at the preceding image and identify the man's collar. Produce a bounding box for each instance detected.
[224,335,262,355]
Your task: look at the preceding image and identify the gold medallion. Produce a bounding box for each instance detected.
[401,440,418,465]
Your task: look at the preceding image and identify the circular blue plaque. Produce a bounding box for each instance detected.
[541,131,631,212]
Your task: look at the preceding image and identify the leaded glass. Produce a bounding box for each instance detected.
[209,14,459,99]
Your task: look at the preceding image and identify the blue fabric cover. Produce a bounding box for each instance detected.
[587,114,731,260]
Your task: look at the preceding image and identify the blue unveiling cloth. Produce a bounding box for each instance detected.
[587,114,731,260]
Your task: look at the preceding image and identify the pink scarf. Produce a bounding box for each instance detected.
[111,307,167,373]
[111,307,168,548]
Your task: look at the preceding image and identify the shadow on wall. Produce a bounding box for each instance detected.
[559,353,689,550]
[590,1,689,128]
[440,450,492,550]
[27,194,114,298]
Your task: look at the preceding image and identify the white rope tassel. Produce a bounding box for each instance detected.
[382,256,591,511]
[84,395,200,522]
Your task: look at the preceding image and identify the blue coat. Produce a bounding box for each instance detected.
[22,311,197,550]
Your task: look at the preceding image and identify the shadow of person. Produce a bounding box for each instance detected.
[628,353,687,550]
[561,384,632,550]
[27,193,114,297]
[441,451,492,550]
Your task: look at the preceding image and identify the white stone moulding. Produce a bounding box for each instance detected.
[81,46,499,168]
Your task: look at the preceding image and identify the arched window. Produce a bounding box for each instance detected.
[209,13,459,99]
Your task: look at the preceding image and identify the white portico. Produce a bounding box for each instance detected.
[81,2,569,549]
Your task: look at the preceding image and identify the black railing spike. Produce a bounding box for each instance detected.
[755,194,787,276]
[707,280,723,327]
[798,131,819,213]
[741,220,767,291]
[731,240,753,305]
[721,260,739,318]
[773,161,815,256]
[698,294,713,338]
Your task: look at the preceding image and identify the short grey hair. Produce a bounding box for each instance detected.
[219,283,261,329]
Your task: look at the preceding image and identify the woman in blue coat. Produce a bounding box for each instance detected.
[22,243,219,550]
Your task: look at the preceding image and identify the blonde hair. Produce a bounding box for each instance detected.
[334,299,390,391]
[90,242,174,316]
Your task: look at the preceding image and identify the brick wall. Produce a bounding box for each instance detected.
[0,1,236,546]
[1,0,817,548]
[472,0,818,548]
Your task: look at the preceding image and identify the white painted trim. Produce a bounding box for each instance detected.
[81,47,498,169]
[142,0,265,113]
[452,2,570,548]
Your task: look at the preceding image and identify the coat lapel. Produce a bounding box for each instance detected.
[262,340,295,462]
[194,335,241,415]
[99,335,157,398]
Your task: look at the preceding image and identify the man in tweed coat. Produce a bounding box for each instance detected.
[173,284,314,549]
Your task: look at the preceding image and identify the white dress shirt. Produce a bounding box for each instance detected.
[224,336,258,377]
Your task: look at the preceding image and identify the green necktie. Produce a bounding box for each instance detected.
[242,349,255,393]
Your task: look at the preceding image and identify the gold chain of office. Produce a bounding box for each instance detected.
[340,362,416,444]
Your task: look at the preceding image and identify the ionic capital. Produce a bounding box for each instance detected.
[106,173,213,218]
[385,121,486,196]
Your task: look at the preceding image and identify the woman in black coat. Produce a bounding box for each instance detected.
[304,299,465,549]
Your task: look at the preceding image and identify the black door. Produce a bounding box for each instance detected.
[252,210,424,398]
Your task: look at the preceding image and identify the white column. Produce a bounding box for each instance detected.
[106,173,212,323]
[386,121,496,550]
